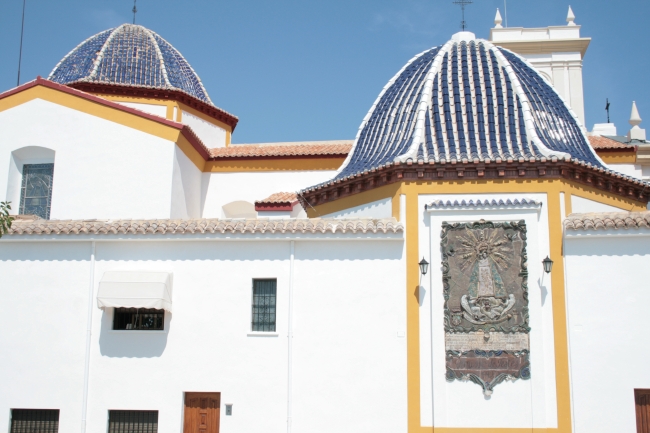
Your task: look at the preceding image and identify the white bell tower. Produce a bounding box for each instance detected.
[489,6,590,129]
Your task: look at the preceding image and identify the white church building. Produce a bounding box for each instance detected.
[1,7,650,433]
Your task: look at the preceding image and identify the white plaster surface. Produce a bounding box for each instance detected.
[0,238,405,433]
[170,147,202,219]
[116,101,168,119]
[201,171,336,219]
[321,197,392,219]
[570,195,626,213]
[418,192,558,428]
[181,110,227,149]
[564,230,650,432]
[0,99,178,220]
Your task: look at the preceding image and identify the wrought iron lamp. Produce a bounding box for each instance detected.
[419,257,429,276]
[542,256,553,274]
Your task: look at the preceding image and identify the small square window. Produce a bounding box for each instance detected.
[108,410,158,433]
[252,279,277,332]
[10,409,59,433]
[113,308,164,330]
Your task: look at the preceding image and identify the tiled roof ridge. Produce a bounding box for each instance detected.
[298,157,650,209]
[564,211,650,231]
[255,192,299,205]
[588,135,636,151]
[7,218,403,236]
[426,198,541,210]
[210,142,352,159]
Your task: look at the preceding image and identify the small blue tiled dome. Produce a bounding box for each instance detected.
[48,24,213,105]
[331,32,604,181]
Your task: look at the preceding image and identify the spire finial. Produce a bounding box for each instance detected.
[452,0,473,31]
[566,5,576,26]
[494,8,503,28]
[132,0,137,24]
[630,101,642,127]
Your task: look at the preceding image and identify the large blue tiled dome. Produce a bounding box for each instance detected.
[48,24,213,105]
[332,32,604,181]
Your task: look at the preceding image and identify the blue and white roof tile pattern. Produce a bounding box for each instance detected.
[48,24,213,105]
[330,34,604,183]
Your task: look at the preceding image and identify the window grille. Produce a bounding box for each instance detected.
[20,163,54,220]
[113,308,164,330]
[10,409,59,433]
[252,279,277,332]
[108,410,158,433]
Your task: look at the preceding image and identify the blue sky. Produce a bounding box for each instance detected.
[1,0,647,143]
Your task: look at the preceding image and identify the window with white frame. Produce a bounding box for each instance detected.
[252,279,277,332]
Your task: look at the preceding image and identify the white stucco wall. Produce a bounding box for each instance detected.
[116,102,168,119]
[564,229,650,432]
[418,193,558,429]
[0,236,405,433]
[607,162,650,180]
[0,99,179,220]
[322,197,392,219]
[570,195,626,213]
[201,171,337,218]
[181,111,227,149]
[170,147,202,219]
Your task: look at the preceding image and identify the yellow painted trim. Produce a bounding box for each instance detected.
[206,158,345,173]
[176,133,207,172]
[0,86,181,142]
[567,181,643,212]
[597,152,637,164]
[305,184,401,218]
[177,102,233,134]
[564,191,573,216]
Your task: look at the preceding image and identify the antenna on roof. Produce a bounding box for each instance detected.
[132,0,137,24]
[16,0,26,87]
[606,98,611,123]
[452,0,473,31]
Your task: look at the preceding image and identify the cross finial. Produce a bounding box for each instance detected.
[605,98,611,123]
[132,0,137,24]
[452,0,473,31]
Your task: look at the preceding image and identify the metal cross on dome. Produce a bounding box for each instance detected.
[452,0,473,31]
[132,0,137,24]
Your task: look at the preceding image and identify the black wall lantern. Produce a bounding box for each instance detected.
[542,256,554,274]
[419,257,429,276]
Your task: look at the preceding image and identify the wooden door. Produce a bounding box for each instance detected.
[636,389,650,432]
[184,392,221,433]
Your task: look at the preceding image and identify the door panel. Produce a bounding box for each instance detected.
[184,392,220,433]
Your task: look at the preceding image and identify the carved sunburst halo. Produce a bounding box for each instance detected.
[456,228,513,272]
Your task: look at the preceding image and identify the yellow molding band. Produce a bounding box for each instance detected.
[0,86,181,142]
[206,158,345,172]
[305,184,401,218]
[597,152,637,164]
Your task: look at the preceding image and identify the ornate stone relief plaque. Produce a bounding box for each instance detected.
[441,220,530,395]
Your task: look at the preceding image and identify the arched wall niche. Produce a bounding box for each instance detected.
[6,146,56,215]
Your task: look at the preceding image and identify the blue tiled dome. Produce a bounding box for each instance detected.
[332,33,604,181]
[48,24,213,105]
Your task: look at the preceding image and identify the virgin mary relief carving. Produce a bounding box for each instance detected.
[441,220,530,395]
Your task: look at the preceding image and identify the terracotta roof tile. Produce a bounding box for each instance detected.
[588,135,634,150]
[7,218,403,236]
[564,212,650,231]
[210,141,352,159]
[255,192,298,205]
